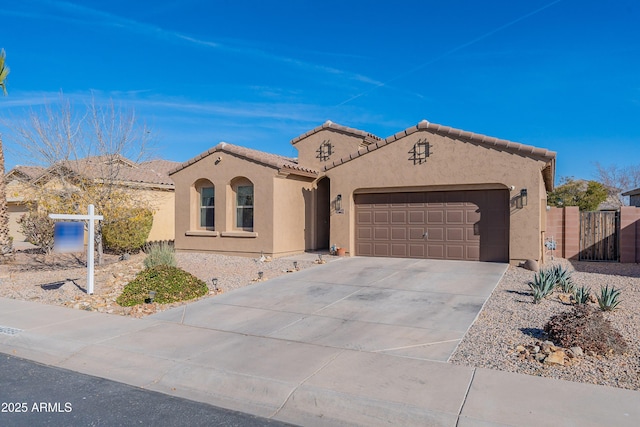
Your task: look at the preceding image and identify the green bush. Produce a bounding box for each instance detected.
[143,241,177,269]
[103,208,153,254]
[18,212,55,254]
[116,265,208,306]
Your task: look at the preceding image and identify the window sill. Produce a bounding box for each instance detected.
[185,230,219,237]
[220,231,258,238]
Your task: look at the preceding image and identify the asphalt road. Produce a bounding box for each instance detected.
[0,354,293,427]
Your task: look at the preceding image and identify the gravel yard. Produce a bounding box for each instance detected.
[1,249,638,391]
[450,259,640,391]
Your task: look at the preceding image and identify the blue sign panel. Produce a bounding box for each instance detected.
[54,222,85,253]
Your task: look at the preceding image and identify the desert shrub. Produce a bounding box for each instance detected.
[18,212,55,254]
[573,285,591,305]
[597,285,622,311]
[528,269,555,303]
[103,208,153,254]
[116,265,208,306]
[544,305,627,355]
[143,241,176,269]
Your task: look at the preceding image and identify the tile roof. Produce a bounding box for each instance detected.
[29,155,177,187]
[169,142,319,177]
[321,120,557,191]
[290,120,382,146]
[6,165,46,181]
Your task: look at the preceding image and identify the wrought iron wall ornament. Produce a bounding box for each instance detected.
[317,140,332,161]
[408,139,431,165]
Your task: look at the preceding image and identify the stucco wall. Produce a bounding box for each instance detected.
[171,150,312,257]
[293,128,366,172]
[322,130,549,264]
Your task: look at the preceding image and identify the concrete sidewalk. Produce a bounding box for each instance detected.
[1,257,638,426]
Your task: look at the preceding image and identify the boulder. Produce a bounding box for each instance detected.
[522,259,539,272]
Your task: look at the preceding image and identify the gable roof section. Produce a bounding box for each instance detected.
[622,187,640,197]
[169,142,319,178]
[290,120,382,147]
[322,120,557,191]
[6,165,46,181]
[29,155,177,188]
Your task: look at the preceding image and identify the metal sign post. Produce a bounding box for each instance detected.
[49,204,104,295]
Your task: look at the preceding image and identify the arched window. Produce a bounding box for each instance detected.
[232,178,253,230]
[195,180,214,230]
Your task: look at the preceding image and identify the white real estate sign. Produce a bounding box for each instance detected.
[49,204,104,295]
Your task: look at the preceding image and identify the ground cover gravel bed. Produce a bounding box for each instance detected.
[449,259,640,391]
[0,250,322,317]
[0,249,638,390]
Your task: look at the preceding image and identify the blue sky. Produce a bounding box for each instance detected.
[1,0,639,183]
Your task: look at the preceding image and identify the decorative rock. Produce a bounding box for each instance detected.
[516,345,526,353]
[535,353,546,362]
[544,350,566,366]
[532,345,540,354]
[569,346,584,358]
[522,259,539,272]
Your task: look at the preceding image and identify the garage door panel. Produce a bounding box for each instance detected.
[355,190,508,262]
[409,244,425,257]
[446,210,464,224]
[446,228,464,241]
[391,228,407,240]
[374,243,390,256]
[374,227,389,240]
[391,211,406,224]
[409,227,425,240]
[408,211,425,223]
[391,244,408,257]
[427,227,444,241]
[374,211,389,224]
[447,245,465,259]
[357,226,372,239]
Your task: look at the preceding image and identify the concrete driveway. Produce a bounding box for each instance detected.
[3,256,640,426]
[153,256,506,362]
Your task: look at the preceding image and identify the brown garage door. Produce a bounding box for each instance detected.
[355,190,509,262]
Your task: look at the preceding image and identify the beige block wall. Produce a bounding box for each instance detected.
[322,131,548,264]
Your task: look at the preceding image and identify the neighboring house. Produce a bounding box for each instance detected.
[622,188,640,207]
[6,156,179,243]
[170,120,556,265]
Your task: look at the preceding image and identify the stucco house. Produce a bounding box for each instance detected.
[170,120,556,265]
[6,156,178,244]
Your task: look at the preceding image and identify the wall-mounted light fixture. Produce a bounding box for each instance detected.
[519,188,528,208]
[335,194,342,212]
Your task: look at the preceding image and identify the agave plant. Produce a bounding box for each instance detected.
[547,264,575,293]
[528,270,556,304]
[597,285,622,311]
[573,285,591,305]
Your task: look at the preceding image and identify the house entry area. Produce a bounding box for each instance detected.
[355,189,509,262]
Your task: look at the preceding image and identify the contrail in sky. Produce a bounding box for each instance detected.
[336,0,564,107]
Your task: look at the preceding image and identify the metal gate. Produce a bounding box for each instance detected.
[579,211,619,261]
